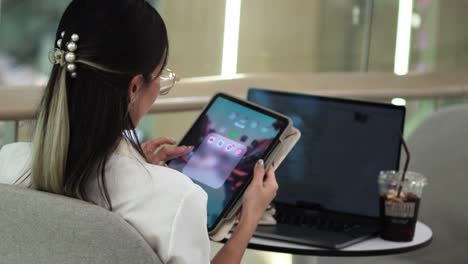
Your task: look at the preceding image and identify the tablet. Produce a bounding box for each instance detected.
[167,93,292,232]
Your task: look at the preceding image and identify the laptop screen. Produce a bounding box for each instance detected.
[248,88,405,218]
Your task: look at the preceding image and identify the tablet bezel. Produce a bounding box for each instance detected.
[166,92,291,232]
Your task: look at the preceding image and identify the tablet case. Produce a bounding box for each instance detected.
[209,126,301,241]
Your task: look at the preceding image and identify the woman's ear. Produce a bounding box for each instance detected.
[128,74,144,103]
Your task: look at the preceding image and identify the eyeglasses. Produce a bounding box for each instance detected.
[150,68,179,96]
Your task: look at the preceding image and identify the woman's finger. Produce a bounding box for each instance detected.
[264,165,275,181]
[160,145,193,161]
[143,137,177,152]
[252,159,265,186]
[144,148,161,164]
[264,167,278,191]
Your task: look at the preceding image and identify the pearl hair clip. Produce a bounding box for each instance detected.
[49,31,79,78]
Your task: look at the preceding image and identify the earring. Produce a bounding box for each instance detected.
[129,95,137,106]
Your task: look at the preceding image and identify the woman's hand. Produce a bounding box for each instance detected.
[212,159,278,264]
[240,159,279,226]
[141,137,193,165]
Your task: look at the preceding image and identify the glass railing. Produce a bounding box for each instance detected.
[3,94,468,146]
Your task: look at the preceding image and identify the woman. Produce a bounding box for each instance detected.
[0,0,278,263]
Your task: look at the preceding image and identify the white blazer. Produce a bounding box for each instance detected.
[0,141,211,264]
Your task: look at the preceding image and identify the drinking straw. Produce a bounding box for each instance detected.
[397,135,411,198]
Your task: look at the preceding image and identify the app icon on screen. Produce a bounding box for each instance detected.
[216,140,224,147]
[182,133,247,189]
[234,122,246,129]
[226,144,235,151]
[251,121,259,128]
[229,130,238,138]
[208,136,216,144]
[229,112,238,120]
[234,148,243,156]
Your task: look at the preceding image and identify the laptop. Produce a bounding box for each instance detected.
[247,88,406,249]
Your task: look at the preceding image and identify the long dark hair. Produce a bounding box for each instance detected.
[31,0,168,209]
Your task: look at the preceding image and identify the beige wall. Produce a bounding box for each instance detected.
[317,0,366,71]
[434,1,468,71]
[159,0,226,78]
[368,1,398,72]
[159,0,468,77]
[237,0,321,73]
[161,0,323,75]
[151,0,227,141]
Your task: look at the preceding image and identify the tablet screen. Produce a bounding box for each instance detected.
[167,93,289,230]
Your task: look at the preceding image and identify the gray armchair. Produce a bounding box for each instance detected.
[0,184,162,264]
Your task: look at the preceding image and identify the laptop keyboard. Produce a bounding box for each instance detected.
[255,204,381,248]
[274,207,367,234]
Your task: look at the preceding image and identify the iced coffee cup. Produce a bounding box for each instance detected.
[378,170,427,242]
